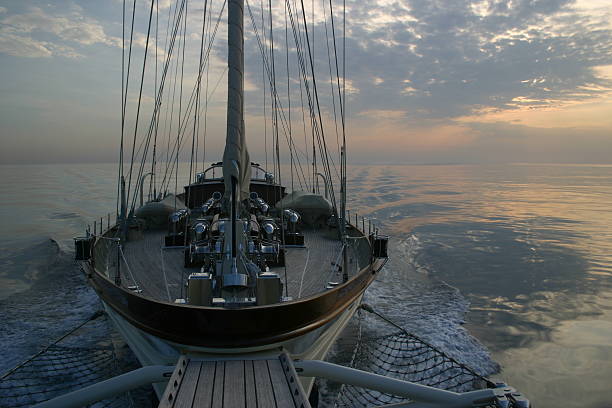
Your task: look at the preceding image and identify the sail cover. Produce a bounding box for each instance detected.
[223,0,250,202]
[222,119,250,201]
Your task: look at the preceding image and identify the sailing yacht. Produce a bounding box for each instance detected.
[76,0,388,398]
[65,2,530,406]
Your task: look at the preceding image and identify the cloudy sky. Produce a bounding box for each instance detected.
[0,0,611,165]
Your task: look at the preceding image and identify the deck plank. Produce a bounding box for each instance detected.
[173,361,201,408]
[223,360,246,408]
[118,228,343,303]
[161,357,311,408]
[253,359,276,408]
[158,356,189,408]
[192,361,216,408]
[244,360,257,408]
[211,361,225,408]
[267,359,296,408]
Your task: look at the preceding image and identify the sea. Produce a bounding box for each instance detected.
[0,162,610,408]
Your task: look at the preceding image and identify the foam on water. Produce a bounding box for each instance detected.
[355,236,499,374]
[318,235,499,406]
[0,238,102,374]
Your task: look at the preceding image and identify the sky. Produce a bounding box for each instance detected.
[0,0,611,166]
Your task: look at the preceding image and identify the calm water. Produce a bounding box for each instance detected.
[1,163,611,408]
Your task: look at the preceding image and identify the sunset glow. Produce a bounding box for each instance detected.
[0,0,611,164]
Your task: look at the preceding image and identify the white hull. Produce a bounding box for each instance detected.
[103,292,363,397]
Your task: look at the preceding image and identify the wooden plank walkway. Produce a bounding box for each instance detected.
[158,354,311,408]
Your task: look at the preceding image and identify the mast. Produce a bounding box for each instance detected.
[223,0,248,203]
[222,0,250,290]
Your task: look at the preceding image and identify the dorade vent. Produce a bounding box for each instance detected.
[165,209,189,247]
[200,191,222,214]
[201,198,216,214]
[282,209,305,246]
[195,172,206,183]
[193,222,209,241]
[261,219,278,238]
[250,191,270,214]
[284,209,300,224]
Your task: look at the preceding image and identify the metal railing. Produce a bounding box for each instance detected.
[347,209,380,236]
[84,212,143,294]
[88,212,116,238]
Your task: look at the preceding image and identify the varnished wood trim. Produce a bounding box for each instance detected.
[85,258,384,348]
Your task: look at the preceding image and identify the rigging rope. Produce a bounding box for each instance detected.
[158,0,227,196]
[126,0,156,213]
[118,0,138,219]
[201,0,215,172]
[298,0,338,209]
[285,5,296,191]
[175,0,188,210]
[121,0,347,218]
[129,0,222,205]
[261,0,269,174]
[127,0,188,209]
[150,0,160,201]
[245,0,310,188]
[193,0,210,181]
[322,0,341,170]
[117,0,126,217]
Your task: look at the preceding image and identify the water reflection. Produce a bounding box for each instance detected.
[346,163,612,408]
[1,163,610,407]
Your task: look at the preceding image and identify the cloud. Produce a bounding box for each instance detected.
[0,32,83,58]
[235,0,612,165]
[1,0,611,165]
[0,6,120,58]
[157,0,173,11]
[237,0,612,128]
[333,0,612,120]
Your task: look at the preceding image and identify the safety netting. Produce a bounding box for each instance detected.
[332,304,498,407]
[0,312,149,408]
[1,305,523,408]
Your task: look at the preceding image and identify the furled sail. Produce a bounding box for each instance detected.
[223,0,250,202]
[222,120,250,201]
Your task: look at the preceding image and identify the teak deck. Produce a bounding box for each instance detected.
[158,354,311,408]
[119,228,348,302]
